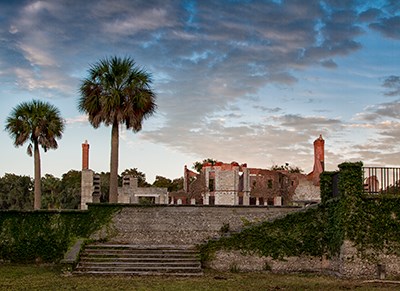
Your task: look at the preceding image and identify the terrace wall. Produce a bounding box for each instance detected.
[92,204,301,245]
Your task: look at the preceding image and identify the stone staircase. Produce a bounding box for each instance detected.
[74,243,203,276]
[70,205,303,276]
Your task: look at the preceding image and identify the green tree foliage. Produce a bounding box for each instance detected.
[170,177,184,192]
[270,163,304,173]
[193,158,217,172]
[121,168,149,187]
[59,170,81,209]
[78,56,156,203]
[153,176,184,192]
[152,176,171,188]
[41,174,62,209]
[0,171,82,210]
[0,174,33,210]
[5,100,65,209]
[98,172,111,203]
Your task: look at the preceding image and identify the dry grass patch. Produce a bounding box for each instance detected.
[1,264,400,290]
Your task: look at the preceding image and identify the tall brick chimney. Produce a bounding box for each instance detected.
[310,134,324,185]
[314,134,324,171]
[82,140,89,170]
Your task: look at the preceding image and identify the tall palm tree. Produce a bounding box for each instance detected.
[5,100,65,210]
[78,56,156,203]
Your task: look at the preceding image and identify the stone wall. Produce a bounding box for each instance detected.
[118,176,168,204]
[336,240,400,278]
[95,205,301,246]
[292,175,321,203]
[208,250,339,275]
[88,204,400,278]
[80,170,94,210]
[208,241,400,279]
[215,191,235,205]
[216,169,238,192]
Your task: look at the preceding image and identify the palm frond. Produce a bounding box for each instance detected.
[5,100,65,155]
[27,143,33,157]
[78,56,157,132]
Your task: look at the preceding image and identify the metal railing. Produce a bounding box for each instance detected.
[363,167,400,195]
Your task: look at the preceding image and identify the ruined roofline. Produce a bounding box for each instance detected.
[201,161,248,171]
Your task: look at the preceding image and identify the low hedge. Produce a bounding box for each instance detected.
[0,204,120,262]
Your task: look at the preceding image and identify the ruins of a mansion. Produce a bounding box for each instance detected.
[171,135,325,206]
[80,135,324,209]
[80,141,168,210]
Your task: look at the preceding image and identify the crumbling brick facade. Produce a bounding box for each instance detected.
[178,135,325,206]
[81,135,324,208]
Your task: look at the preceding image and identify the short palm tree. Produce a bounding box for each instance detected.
[78,56,156,203]
[5,100,65,209]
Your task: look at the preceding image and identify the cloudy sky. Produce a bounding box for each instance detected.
[0,0,399,182]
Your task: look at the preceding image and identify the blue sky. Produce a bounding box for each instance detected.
[0,0,399,182]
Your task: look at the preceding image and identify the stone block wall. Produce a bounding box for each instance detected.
[216,170,238,192]
[215,192,235,205]
[208,250,338,274]
[96,205,301,246]
[293,176,321,202]
[336,240,400,278]
[80,170,94,210]
[208,241,400,279]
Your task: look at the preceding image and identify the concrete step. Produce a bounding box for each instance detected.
[74,270,203,276]
[74,243,203,276]
[85,244,196,250]
[82,250,198,256]
[76,265,202,272]
[81,257,199,262]
[78,262,201,268]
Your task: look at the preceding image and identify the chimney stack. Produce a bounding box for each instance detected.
[314,134,325,171]
[82,140,89,170]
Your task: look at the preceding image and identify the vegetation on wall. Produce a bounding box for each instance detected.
[200,200,343,263]
[2,161,399,265]
[270,163,303,173]
[0,204,120,263]
[193,158,218,172]
[337,162,400,259]
[201,161,400,264]
[320,171,338,203]
[349,197,400,259]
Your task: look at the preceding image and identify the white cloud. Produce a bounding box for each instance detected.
[66,115,88,125]
[103,8,175,35]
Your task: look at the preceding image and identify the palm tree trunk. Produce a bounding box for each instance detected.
[109,121,119,203]
[33,141,41,209]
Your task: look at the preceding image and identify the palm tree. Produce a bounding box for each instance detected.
[78,56,156,203]
[5,100,65,209]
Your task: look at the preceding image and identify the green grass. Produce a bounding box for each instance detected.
[0,264,399,290]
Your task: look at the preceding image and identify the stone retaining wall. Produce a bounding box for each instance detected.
[90,204,400,279]
[208,250,338,274]
[94,205,301,245]
[209,241,400,279]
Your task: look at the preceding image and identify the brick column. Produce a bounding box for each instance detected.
[311,135,325,185]
[314,134,325,171]
[82,140,89,170]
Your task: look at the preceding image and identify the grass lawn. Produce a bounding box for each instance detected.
[1,264,400,290]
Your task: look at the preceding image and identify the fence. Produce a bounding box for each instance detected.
[363,167,400,195]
